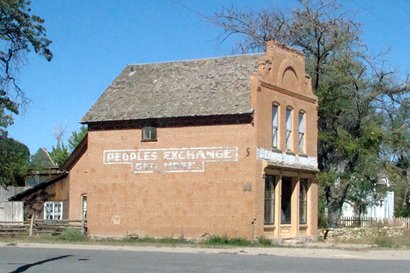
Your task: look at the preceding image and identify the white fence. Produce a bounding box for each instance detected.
[0,201,24,222]
[340,216,410,229]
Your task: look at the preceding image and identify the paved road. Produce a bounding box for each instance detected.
[0,245,409,273]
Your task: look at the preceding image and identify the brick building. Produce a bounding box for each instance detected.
[34,41,319,239]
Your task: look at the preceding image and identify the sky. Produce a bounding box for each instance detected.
[6,0,410,154]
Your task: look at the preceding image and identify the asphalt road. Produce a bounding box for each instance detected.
[0,246,409,273]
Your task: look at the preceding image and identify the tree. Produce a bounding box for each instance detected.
[0,0,52,131]
[49,125,69,167]
[0,135,29,186]
[47,126,87,167]
[30,147,56,170]
[0,90,18,136]
[213,0,410,226]
[68,126,87,152]
[379,81,410,217]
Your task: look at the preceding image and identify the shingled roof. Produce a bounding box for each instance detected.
[81,53,262,123]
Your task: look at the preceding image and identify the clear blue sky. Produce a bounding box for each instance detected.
[7,0,410,154]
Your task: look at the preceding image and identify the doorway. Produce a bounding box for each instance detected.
[281,177,292,224]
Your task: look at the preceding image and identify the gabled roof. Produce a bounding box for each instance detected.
[8,172,68,201]
[81,54,262,123]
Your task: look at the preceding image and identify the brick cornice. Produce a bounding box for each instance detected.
[259,79,317,104]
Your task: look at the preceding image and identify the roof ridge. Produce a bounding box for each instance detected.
[127,52,263,67]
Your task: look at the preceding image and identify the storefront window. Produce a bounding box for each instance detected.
[264,175,276,224]
[299,179,308,224]
[281,177,292,224]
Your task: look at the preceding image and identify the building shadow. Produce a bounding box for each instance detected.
[9,255,72,273]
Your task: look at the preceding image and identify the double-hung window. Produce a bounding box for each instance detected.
[272,105,279,148]
[285,107,293,151]
[298,111,305,153]
[264,175,276,225]
[299,179,309,224]
[44,202,63,220]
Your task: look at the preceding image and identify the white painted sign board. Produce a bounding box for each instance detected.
[103,146,239,173]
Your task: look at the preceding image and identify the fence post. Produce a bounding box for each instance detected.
[29,215,34,236]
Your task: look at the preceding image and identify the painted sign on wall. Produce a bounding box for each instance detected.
[103,146,239,173]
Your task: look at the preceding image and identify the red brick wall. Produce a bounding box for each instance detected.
[69,123,260,239]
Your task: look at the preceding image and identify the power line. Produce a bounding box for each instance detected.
[167,0,211,22]
[348,0,410,42]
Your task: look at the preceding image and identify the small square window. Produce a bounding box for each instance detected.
[44,202,63,220]
[142,126,157,141]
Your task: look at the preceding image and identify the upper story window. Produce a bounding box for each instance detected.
[272,104,279,149]
[298,111,305,153]
[142,126,157,141]
[285,107,293,151]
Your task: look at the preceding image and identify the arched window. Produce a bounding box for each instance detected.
[285,107,293,151]
[298,111,305,153]
[272,103,279,148]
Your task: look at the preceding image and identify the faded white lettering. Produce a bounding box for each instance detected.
[104,147,239,173]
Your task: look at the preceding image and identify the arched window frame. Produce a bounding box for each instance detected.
[298,110,306,154]
[272,102,280,149]
[285,106,293,151]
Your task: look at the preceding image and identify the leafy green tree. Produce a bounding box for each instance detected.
[68,126,87,151]
[213,0,409,225]
[0,135,29,186]
[0,0,52,135]
[0,0,52,185]
[381,92,410,217]
[49,142,69,167]
[0,90,18,136]
[30,147,56,170]
[49,126,69,167]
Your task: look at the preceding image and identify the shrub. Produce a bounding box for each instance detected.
[206,235,251,246]
[373,236,393,248]
[58,229,87,241]
[257,237,272,246]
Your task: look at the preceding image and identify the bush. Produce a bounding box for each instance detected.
[206,235,251,246]
[373,236,393,248]
[257,237,272,246]
[58,229,87,241]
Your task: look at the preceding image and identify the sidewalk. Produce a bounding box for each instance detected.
[1,241,409,260]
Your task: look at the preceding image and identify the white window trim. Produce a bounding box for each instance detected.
[44,201,63,220]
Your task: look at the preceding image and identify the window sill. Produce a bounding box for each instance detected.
[141,139,157,142]
[270,148,282,153]
[264,224,276,231]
